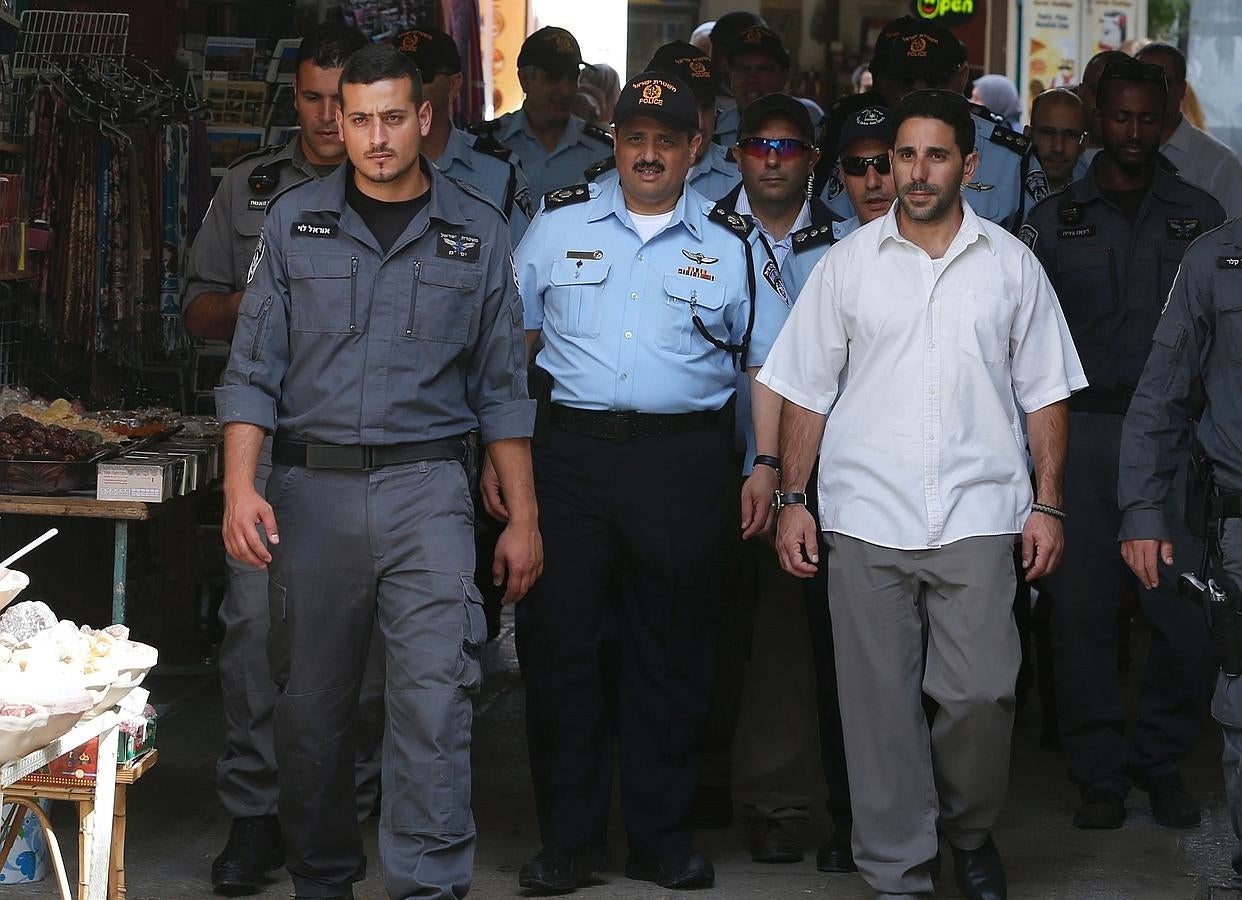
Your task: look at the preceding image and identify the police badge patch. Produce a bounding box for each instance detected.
[247,237,264,284]
[763,259,790,307]
[1166,218,1201,240]
[514,188,534,220]
[1025,170,1049,202]
[1018,224,1039,249]
[437,232,482,261]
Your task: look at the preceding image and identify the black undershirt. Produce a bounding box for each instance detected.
[1099,186,1147,223]
[346,174,431,255]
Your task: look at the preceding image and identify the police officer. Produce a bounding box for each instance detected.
[216,44,540,899]
[832,15,1046,231]
[504,71,789,894]
[1024,57,1226,831]
[715,26,822,153]
[700,91,839,867]
[829,103,896,240]
[586,41,741,203]
[1118,216,1242,886]
[468,27,612,201]
[395,27,533,244]
[182,22,380,896]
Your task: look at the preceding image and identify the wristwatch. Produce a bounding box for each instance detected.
[771,490,808,512]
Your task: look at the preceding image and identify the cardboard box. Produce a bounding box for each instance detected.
[96,460,177,502]
[116,453,190,495]
[161,439,221,483]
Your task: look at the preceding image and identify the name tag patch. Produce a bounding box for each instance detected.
[248,199,269,211]
[291,222,337,238]
[437,231,481,261]
[1218,256,1242,269]
[1058,225,1096,239]
[677,265,715,281]
[566,249,604,260]
[1166,218,1201,240]
[763,259,790,307]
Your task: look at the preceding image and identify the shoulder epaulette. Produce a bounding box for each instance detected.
[791,222,836,252]
[443,173,507,219]
[466,120,501,136]
[1156,151,1180,175]
[584,156,616,181]
[708,204,754,239]
[724,147,737,163]
[542,184,592,210]
[470,133,512,162]
[970,102,1005,125]
[989,124,1031,156]
[582,122,614,146]
[264,175,314,212]
[227,142,282,171]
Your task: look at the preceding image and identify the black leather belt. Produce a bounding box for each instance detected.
[1214,493,1242,521]
[271,435,466,469]
[1068,388,1135,416]
[550,404,721,442]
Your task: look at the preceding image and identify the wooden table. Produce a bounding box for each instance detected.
[0,712,121,900]
[0,494,172,625]
[2,748,157,900]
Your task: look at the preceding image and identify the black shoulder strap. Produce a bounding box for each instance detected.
[502,164,518,219]
[542,184,592,210]
[584,156,616,182]
[471,133,512,161]
[581,122,613,146]
[466,120,501,136]
[989,123,1031,156]
[705,204,758,369]
[791,222,836,252]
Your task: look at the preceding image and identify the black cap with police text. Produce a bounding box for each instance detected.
[738,92,814,140]
[711,12,767,53]
[612,71,700,133]
[394,27,462,78]
[517,26,592,75]
[726,25,791,69]
[870,16,966,82]
[836,105,894,155]
[648,41,717,108]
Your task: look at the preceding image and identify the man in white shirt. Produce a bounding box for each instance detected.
[1137,42,1242,217]
[759,89,1086,900]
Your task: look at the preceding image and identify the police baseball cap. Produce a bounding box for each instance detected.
[725,25,791,69]
[870,16,967,83]
[612,71,700,133]
[738,92,814,141]
[647,41,717,108]
[394,28,462,79]
[836,105,894,155]
[710,12,767,53]
[517,26,592,75]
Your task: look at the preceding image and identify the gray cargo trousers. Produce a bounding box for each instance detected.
[1212,518,1242,889]
[266,457,485,899]
[218,436,384,821]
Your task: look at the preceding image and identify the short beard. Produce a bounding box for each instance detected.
[358,154,417,185]
[897,177,961,223]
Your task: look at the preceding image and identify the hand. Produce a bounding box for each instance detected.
[741,466,778,539]
[775,504,819,578]
[1021,510,1064,581]
[1121,538,1174,590]
[480,453,508,522]
[493,519,543,604]
[223,484,278,568]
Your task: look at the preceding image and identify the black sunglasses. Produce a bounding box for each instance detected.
[737,136,814,160]
[840,154,891,176]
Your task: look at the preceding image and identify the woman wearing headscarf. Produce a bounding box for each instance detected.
[971,73,1023,129]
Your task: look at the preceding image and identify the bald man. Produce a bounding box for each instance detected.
[1027,89,1088,194]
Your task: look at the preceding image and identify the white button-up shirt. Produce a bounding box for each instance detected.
[1160,116,1242,218]
[757,201,1087,550]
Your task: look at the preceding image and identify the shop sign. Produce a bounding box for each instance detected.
[912,0,978,28]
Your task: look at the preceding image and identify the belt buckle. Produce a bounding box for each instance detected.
[304,444,365,468]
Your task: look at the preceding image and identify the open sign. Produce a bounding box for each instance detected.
[912,0,977,27]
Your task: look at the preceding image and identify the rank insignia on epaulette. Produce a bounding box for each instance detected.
[709,205,754,238]
[989,125,1030,155]
[544,185,591,209]
[582,123,614,145]
[584,156,616,181]
[471,134,512,160]
[791,224,834,250]
[1166,218,1201,240]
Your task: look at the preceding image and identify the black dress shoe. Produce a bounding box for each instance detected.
[1073,788,1126,829]
[950,836,1006,900]
[625,849,714,889]
[693,785,733,829]
[815,826,856,873]
[1135,772,1201,828]
[518,846,609,894]
[211,815,284,895]
[748,818,804,863]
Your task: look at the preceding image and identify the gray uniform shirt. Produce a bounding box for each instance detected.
[184,140,325,308]
[1023,160,1226,392]
[1119,217,1242,540]
[216,161,535,446]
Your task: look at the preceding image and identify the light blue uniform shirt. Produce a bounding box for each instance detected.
[434,126,532,246]
[825,113,1048,231]
[515,179,790,413]
[589,142,742,206]
[479,109,612,201]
